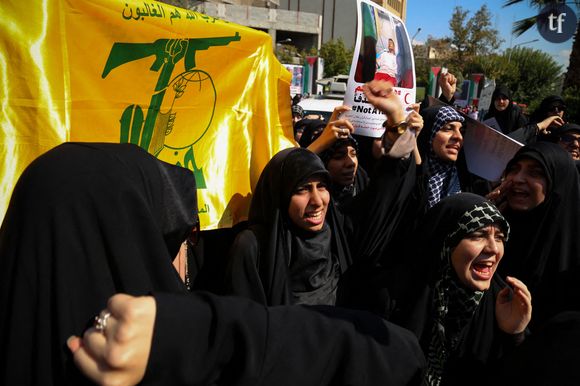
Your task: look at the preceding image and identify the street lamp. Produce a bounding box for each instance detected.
[508,38,539,63]
[411,28,422,45]
[276,38,292,45]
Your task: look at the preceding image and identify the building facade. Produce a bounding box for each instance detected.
[171,0,407,51]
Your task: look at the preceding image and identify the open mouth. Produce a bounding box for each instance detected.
[304,211,324,225]
[509,188,529,199]
[471,260,495,280]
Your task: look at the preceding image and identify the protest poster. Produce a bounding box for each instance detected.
[342,0,416,138]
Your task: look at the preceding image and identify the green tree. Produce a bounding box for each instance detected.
[564,19,580,92]
[447,5,502,68]
[319,38,353,77]
[562,86,580,123]
[465,51,524,88]
[500,46,562,107]
[448,7,470,64]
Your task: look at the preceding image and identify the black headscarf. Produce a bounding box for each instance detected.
[317,134,370,210]
[384,193,511,386]
[529,95,566,124]
[0,143,197,385]
[297,119,327,148]
[483,85,528,134]
[498,142,580,326]
[245,147,352,306]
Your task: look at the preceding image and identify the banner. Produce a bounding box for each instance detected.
[342,0,416,138]
[0,0,295,229]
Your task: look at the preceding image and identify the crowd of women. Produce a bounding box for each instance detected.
[1,76,579,386]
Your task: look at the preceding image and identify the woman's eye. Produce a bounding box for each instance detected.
[529,169,545,178]
[505,166,518,175]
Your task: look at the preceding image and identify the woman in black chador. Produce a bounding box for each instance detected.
[347,193,532,386]
[491,142,580,328]
[226,81,423,306]
[0,143,198,385]
[225,145,417,306]
[482,85,527,135]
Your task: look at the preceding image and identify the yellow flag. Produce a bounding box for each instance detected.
[0,0,295,229]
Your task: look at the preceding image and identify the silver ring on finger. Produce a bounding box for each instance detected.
[94,310,111,333]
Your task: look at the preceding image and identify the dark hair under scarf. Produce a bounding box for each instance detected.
[245,147,352,306]
[483,85,527,134]
[419,105,465,208]
[417,193,509,386]
[0,143,198,385]
[498,142,580,327]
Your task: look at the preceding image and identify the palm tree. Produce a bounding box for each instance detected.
[504,1,579,36]
[503,1,580,91]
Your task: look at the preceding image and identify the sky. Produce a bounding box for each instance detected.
[405,0,575,70]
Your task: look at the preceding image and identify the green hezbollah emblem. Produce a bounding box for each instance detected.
[102,33,241,189]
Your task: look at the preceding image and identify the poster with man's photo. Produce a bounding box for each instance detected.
[343,0,416,137]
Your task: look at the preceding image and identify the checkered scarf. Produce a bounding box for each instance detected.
[426,107,465,208]
[425,202,509,386]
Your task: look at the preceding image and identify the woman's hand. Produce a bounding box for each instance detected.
[363,80,405,125]
[67,294,156,386]
[405,109,423,137]
[537,115,565,134]
[495,276,532,335]
[485,179,512,212]
[438,72,457,103]
[307,105,353,154]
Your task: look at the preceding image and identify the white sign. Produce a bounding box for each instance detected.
[342,0,416,138]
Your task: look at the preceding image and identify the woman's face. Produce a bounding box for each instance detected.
[558,132,580,160]
[432,121,463,162]
[504,158,548,211]
[288,177,330,232]
[326,145,358,187]
[494,94,509,112]
[451,225,506,291]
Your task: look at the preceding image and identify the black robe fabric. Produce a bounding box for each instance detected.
[497,142,580,328]
[499,311,580,386]
[341,193,517,386]
[0,142,426,386]
[0,143,197,385]
[482,85,528,135]
[145,291,426,386]
[226,147,416,306]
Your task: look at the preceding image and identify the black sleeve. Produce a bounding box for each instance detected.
[438,93,455,106]
[346,155,417,262]
[223,230,268,305]
[143,292,426,386]
[508,124,538,145]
